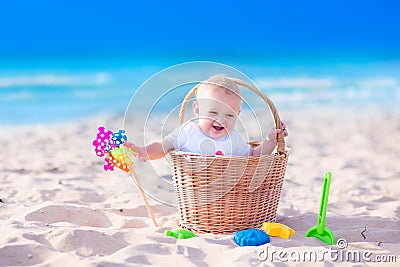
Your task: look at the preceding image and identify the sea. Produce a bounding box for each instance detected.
[1,54,399,125]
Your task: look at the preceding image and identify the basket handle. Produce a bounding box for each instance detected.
[178,77,286,154]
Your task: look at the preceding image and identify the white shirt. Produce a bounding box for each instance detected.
[166,122,250,156]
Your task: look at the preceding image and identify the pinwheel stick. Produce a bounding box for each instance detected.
[121,144,157,226]
[130,167,158,227]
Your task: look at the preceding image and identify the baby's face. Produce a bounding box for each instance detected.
[193,85,241,140]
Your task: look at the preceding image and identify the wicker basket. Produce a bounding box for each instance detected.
[170,77,289,234]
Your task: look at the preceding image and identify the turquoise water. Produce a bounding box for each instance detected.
[1,55,399,125]
[2,1,400,124]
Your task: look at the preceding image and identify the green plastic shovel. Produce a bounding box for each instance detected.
[305,172,335,245]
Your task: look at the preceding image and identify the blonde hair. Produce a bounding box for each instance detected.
[196,74,241,99]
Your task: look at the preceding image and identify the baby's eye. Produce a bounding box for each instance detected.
[209,111,218,115]
[226,114,235,118]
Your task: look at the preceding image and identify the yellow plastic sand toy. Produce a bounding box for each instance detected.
[261,222,295,240]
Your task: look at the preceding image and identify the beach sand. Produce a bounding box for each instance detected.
[1,105,399,266]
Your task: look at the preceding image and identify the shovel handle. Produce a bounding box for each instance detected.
[317,172,332,234]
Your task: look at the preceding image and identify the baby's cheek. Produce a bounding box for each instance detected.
[228,118,237,128]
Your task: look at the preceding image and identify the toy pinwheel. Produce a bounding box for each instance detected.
[93,126,135,173]
[93,126,158,226]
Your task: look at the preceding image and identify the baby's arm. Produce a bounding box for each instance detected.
[251,123,288,156]
[124,138,174,162]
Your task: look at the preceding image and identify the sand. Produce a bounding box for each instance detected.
[0,105,399,266]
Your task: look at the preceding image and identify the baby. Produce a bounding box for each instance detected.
[124,74,288,162]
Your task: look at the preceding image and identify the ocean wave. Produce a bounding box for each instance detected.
[254,77,334,89]
[0,73,111,88]
[3,91,35,101]
[254,76,399,91]
[356,78,398,88]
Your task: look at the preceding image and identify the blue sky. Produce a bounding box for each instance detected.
[1,0,399,58]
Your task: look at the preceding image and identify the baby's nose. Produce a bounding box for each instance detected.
[214,114,224,124]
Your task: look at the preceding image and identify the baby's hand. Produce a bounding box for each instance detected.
[267,122,288,144]
[123,141,148,162]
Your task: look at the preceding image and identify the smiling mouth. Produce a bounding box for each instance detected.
[213,125,225,131]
